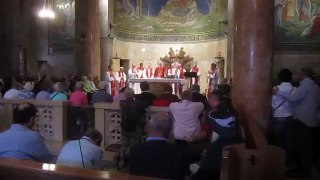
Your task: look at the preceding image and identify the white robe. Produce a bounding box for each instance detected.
[105,71,114,94]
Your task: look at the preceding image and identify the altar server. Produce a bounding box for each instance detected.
[106,65,116,96]
[115,67,127,93]
[144,63,154,79]
[191,64,201,85]
[207,63,219,97]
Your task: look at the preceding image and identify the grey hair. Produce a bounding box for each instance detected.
[149,113,172,138]
[124,87,134,98]
[75,81,84,90]
[99,81,108,90]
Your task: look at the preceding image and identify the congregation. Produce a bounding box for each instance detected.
[0,66,319,179]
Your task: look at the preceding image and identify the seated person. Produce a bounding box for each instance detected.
[69,81,88,106]
[50,82,68,101]
[191,84,209,110]
[170,90,206,142]
[3,82,23,99]
[82,76,97,93]
[129,113,188,179]
[192,90,243,180]
[56,129,103,169]
[113,87,127,104]
[18,82,35,99]
[91,81,113,104]
[134,81,157,106]
[153,85,180,106]
[0,103,53,162]
[36,82,51,100]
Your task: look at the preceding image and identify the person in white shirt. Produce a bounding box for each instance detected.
[56,129,103,169]
[105,65,116,96]
[274,67,320,178]
[207,63,219,97]
[128,64,140,93]
[167,63,177,94]
[143,63,154,79]
[170,90,206,142]
[270,69,295,149]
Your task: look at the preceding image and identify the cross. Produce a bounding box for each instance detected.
[247,155,258,165]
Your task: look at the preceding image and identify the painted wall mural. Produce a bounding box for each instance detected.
[48,0,75,54]
[112,0,228,42]
[275,0,320,51]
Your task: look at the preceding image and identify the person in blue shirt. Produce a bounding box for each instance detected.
[56,129,103,169]
[50,82,68,101]
[0,103,53,162]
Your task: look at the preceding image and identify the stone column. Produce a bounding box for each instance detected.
[75,0,101,79]
[232,0,273,130]
[99,0,110,79]
[226,0,234,79]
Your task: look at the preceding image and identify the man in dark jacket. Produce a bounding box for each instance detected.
[134,81,157,106]
[129,113,188,179]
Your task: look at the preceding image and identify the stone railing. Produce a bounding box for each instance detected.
[0,99,69,142]
[94,103,169,148]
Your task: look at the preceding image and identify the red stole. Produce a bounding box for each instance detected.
[146,68,153,78]
[155,67,165,78]
[179,68,185,79]
[109,71,116,96]
[118,71,125,88]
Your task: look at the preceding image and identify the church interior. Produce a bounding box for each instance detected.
[0,0,320,179]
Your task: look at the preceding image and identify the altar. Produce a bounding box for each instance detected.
[128,78,188,97]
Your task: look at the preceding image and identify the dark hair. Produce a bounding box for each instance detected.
[140,81,150,91]
[210,90,229,102]
[13,103,38,124]
[191,84,200,92]
[217,84,231,96]
[119,86,127,93]
[163,85,173,93]
[301,67,314,78]
[211,63,217,68]
[140,63,143,66]
[108,65,112,69]
[85,129,103,146]
[181,90,192,101]
[278,69,292,83]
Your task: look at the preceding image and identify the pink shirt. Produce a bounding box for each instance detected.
[170,100,204,142]
[69,90,88,106]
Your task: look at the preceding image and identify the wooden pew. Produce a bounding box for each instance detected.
[0,159,162,180]
[220,117,286,180]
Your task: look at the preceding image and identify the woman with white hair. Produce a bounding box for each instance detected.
[50,82,68,101]
[17,82,35,99]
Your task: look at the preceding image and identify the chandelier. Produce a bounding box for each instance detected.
[38,0,55,19]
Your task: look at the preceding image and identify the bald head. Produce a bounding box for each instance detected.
[148,113,172,138]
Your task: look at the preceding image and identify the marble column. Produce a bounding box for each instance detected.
[99,0,110,80]
[75,0,101,79]
[226,0,234,79]
[232,0,273,130]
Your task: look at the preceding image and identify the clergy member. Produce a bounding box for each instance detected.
[154,62,166,78]
[191,64,201,85]
[115,67,127,93]
[106,65,116,96]
[177,63,186,95]
[207,63,219,97]
[128,64,139,93]
[138,63,144,78]
[167,63,177,94]
[144,63,154,79]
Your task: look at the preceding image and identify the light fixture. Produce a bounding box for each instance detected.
[38,0,55,19]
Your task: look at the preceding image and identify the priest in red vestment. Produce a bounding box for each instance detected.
[143,63,154,79]
[115,67,127,93]
[154,62,166,78]
[191,64,201,85]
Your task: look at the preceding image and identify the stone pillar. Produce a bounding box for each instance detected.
[99,0,110,79]
[232,0,273,130]
[75,0,101,79]
[226,0,234,79]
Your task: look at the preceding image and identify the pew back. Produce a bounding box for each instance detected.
[0,159,161,180]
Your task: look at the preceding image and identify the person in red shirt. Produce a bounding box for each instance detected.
[69,81,88,106]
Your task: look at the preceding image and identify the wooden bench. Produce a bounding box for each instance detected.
[0,159,162,180]
[220,117,286,180]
